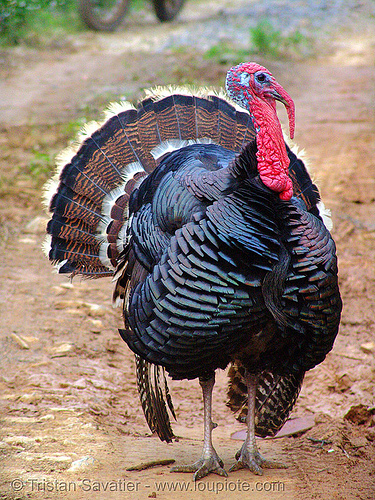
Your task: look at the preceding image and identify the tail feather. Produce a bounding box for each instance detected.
[227,362,305,437]
[135,355,176,443]
[47,215,98,247]
[173,94,197,140]
[115,109,150,168]
[153,95,184,143]
[212,94,237,149]
[136,97,162,172]
[286,144,320,212]
[235,109,256,151]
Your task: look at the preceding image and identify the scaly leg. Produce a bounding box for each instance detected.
[171,374,227,481]
[230,372,287,475]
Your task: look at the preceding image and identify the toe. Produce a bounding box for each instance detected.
[246,459,264,475]
[228,461,242,473]
[231,447,286,475]
[230,459,263,475]
[216,466,228,477]
[193,466,209,481]
[171,455,227,481]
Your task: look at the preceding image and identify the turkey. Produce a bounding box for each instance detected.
[44,62,342,480]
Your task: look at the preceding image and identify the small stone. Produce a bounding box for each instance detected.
[4,436,35,446]
[4,416,38,424]
[90,378,115,391]
[60,282,74,290]
[10,333,30,349]
[19,237,36,244]
[39,455,72,470]
[19,392,42,404]
[19,335,39,344]
[49,407,81,414]
[66,308,83,316]
[88,319,103,333]
[72,378,87,389]
[67,456,96,472]
[83,302,106,317]
[50,343,74,357]
[37,414,55,422]
[52,285,68,295]
[360,342,375,354]
[54,300,80,309]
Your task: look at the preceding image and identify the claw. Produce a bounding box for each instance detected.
[171,453,227,481]
[230,442,287,475]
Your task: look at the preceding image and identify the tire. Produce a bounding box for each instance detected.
[152,0,185,22]
[78,0,130,31]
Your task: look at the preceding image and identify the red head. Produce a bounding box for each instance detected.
[226,62,295,201]
[226,62,295,139]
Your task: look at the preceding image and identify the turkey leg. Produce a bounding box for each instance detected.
[230,372,287,474]
[170,374,227,481]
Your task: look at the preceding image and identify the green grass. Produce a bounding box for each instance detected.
[0,119,87,207]
[0,0,148,47]
[250,20,311,58]
[203,20,311,64]
[28,151,54,180]
[129,0,146,13]
[0,0,84,46]
[250,20,281,57]
[23,8,84,46]
[204,42,250,65]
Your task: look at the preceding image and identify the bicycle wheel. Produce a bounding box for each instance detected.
[152,0,185,22]
[78,0,130,31]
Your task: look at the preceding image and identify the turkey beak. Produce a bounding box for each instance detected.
[271,83,295,140]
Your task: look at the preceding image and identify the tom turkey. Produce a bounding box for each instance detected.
[44,62,342,480]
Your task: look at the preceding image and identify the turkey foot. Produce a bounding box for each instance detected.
[171,374,227,481]
[171,450,227,481]
[230,371,287,475]
[230,443,286,475]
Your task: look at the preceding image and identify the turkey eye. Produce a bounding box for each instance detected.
[256,73,266,83]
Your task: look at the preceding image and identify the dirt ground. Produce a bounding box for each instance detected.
[0,1,374,499]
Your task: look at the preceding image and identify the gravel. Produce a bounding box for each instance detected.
[132,0,375,54]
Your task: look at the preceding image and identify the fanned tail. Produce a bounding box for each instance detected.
[44,89,255,278]
[227,362,305,437]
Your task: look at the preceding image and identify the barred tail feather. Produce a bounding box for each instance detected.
[227,362,305,437]
[135,355,176,443]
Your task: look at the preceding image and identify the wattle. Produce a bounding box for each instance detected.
[251,99,293,201]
